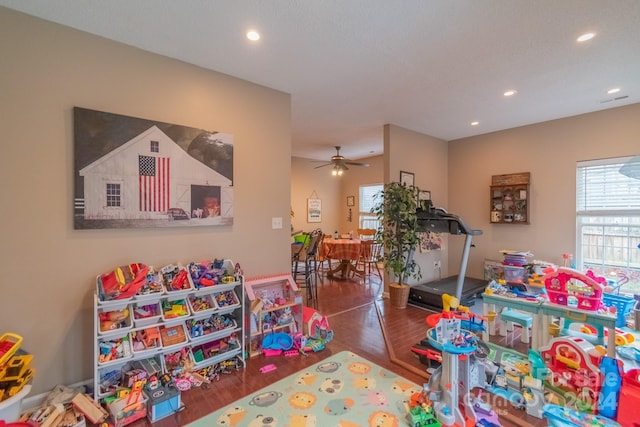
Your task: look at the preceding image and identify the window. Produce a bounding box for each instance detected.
[150,140,159,153]
[576,156,640,293]
[106,183,121,207]
[359,184,383,230]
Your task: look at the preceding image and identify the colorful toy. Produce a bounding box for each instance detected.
[598,356,623,419]
[422,310,491,427]
[0,333,22,366]
[617,369,640,427]
[543,267,604,311]
[99,308,130,332]
[542,404,621,427]
[259,364,277,373]
[540,335,604,412]
[99,263,149,301]
[411,294,485,371]
[579,323,635,346]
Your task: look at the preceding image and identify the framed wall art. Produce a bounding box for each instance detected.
[73,107,234,229]
[400,170,415,187]
[307,198,322,223]
[347,196,355,207]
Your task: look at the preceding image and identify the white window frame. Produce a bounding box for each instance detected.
[359,184,383,230]
[576,156,640,290]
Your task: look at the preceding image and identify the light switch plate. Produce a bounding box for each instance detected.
[272,217,283,229]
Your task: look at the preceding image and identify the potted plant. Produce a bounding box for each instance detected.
[371,181,423,308]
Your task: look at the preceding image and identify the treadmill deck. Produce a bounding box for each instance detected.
[408,275,487,310]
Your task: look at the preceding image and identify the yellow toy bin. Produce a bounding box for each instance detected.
[0,333,23,367]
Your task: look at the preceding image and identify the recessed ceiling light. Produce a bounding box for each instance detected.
[607,87,621,94]
[246,30,261,41]
[577,32,595,42]
[471,121,479,126]
[503,90,517,97]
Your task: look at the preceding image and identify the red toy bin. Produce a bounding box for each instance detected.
[618,369,640,427]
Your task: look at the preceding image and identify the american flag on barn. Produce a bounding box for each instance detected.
[138,155,170,212]
[77,123,233,227]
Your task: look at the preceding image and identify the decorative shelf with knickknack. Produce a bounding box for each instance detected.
[244,274,303,358]
[93,259,245,403]
[490,172,530,224]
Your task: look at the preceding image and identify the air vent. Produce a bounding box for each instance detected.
[600,95,629,104]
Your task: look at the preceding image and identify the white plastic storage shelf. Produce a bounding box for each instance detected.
[93,259,245,402]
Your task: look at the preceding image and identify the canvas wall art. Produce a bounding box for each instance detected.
[74,107,234,229]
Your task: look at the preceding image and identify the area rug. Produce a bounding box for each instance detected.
[186,350,423,427]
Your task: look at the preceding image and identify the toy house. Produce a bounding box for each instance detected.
[544,267,604,311]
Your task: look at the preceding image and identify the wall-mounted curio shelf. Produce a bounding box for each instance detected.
[490,172,530,224]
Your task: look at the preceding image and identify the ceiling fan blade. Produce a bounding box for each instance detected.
[314,163,332,169]
[345,161,370,167]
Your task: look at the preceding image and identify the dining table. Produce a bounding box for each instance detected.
[323,237,364,279]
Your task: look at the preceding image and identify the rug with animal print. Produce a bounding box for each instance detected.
[186,350,422,427]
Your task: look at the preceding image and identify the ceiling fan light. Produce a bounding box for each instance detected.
[332,169,338,176]
[338,169,343,176]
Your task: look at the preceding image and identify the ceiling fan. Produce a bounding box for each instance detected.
[313,146,369,175]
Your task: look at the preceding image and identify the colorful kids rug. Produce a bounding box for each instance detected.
[186,350,423,427]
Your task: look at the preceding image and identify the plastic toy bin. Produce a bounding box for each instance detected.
[0,384,31,422]
[602,293,636,327]
[107,394,148,427]
[503,265,526,283]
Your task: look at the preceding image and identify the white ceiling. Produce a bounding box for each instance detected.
[2,1,639,162]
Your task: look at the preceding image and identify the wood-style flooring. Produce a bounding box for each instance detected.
[128,272,546,427]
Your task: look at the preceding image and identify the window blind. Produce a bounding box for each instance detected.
[576,157,640,213]
[359,184,383,213]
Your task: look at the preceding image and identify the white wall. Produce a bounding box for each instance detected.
[0,7,292,394]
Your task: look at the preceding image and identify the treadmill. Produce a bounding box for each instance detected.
[408,203,487,310]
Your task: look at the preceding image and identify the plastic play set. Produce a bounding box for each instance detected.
[409,257,640,427]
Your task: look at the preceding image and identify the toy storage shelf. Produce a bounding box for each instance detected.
[93,259,245,403]
[245,274,303,358]
[490,172,530,224]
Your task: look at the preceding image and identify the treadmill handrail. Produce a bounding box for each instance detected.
[416,207,482,236]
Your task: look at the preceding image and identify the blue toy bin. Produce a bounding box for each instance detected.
[542,404,621,427]
[602,293,636,327]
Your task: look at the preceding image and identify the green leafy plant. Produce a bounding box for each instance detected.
[371,181,423,286]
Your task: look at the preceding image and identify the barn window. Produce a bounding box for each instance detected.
[150,140,159,153]
[106,183,121,207]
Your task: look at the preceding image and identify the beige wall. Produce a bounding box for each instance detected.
[290,157,341,235]
[0,7,292,394]
[385,125,449,287]
[448,103,640,279]
[291,154,384,236]
[338,155,384,233]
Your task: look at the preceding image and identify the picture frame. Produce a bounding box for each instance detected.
[347,196,355,207]
[418,190,431,201]
[307,198,322,223]
[400,170,415,187]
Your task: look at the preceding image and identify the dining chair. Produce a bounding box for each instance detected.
[354,239,383,280]
[315,232,332,281]
[357,228,376,240]
[291,230,321,308]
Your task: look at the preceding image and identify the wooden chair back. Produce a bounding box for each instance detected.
[357,228,376,240]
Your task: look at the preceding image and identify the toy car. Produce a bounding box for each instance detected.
[167,208,189,220]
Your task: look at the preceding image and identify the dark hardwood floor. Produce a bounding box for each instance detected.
[128,272,546,427]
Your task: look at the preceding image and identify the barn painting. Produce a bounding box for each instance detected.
[74,107,234,229]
